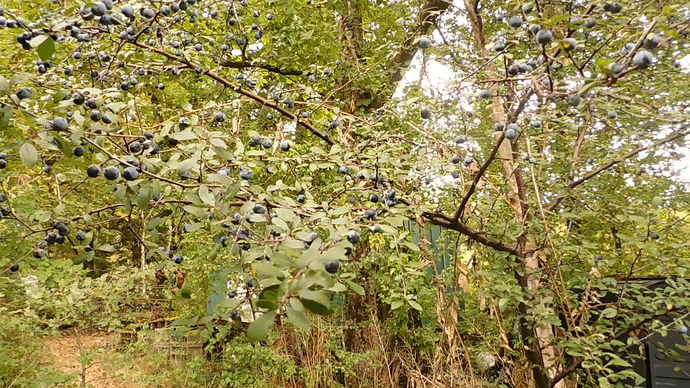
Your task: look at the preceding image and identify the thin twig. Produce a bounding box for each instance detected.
[546,130,689,212]
[126,41,336,146]
[454,132,507,220]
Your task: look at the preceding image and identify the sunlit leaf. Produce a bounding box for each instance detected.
[19,143,38,167]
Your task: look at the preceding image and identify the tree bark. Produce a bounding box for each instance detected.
[462,2,554,388]
[388,0,454,84]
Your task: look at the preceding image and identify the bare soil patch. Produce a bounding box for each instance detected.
[47,332,149,388]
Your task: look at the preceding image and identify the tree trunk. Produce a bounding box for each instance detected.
[462,1,555,387]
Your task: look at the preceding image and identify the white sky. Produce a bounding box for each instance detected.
[395,30,690,184]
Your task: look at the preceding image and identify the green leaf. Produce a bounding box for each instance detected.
[606,357,632,368]
[377,224,397,234]
[498,298,508,312]
[255,299,280,310]
[407,300,423,311]
[172,317,199,327]
[136,186,151,209]
[598,377,611,388]
[54,203,65,215]
[29,35,48,48]
[327,282,347,292]
[275,208,295,223]
[114,185,126,201]
[9,73,31,87]
[345,280,365,295]
[247,310,277,342]
[30,35,56,61]
[19,143,39,167]
[183,205,208,219]
[296,243,320,268]
[300,299,333,315]
[183,222,204,233]
[73,251,95,265]
[0,75,9,92]
[172,129,197,141]
[53,89,69,104]
[0,106,13,129]
[97,243,116,252]
[321,246,347,262]
[272,217,290,232]
[181,101,193,111]
[226,181,241,199]
[52,134,72,156]
[298,290,331,309]
[288,297,304,311]
[208,173,234,187]
[146,217,167,231]
[578,80,600,95]
[391,300,404,310]
[34,210,53,222]
[295,231,316,241]
[283,239,306,249]
[286,307,311,330]
[175,158,197,173]
[249,214,265,223]
[198,185,215,207]
[38,37,56,61]
[253,262,286,278]
[331,206,350,216]
[34,139,59,151]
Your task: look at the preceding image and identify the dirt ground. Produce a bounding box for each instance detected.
[47,332,148,388]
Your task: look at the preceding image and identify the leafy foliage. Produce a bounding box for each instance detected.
[0,0,688,387]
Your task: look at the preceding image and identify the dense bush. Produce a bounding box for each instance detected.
[1,0,688,387]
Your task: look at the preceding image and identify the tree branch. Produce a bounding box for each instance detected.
[454,132,506,220]
[127,41,335,146]
[220,60,303,76]
[507,88,535,123]
[82,138,200,189]
[546,130,689,212]
[622,20,658,69]
[0,180,35,232]
[388,0,453,83]
[451,90,534,223]
[463,2,548,387]
[421,209,523,257]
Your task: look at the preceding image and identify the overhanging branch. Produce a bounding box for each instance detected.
[546,130,689,212]
[452,89,534,222]
[128,41,336,146]
[422,210,523,257]
[507,88,535,123]
[388,0,453,83]
[454,132,506,220]
[220,60,304,76]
